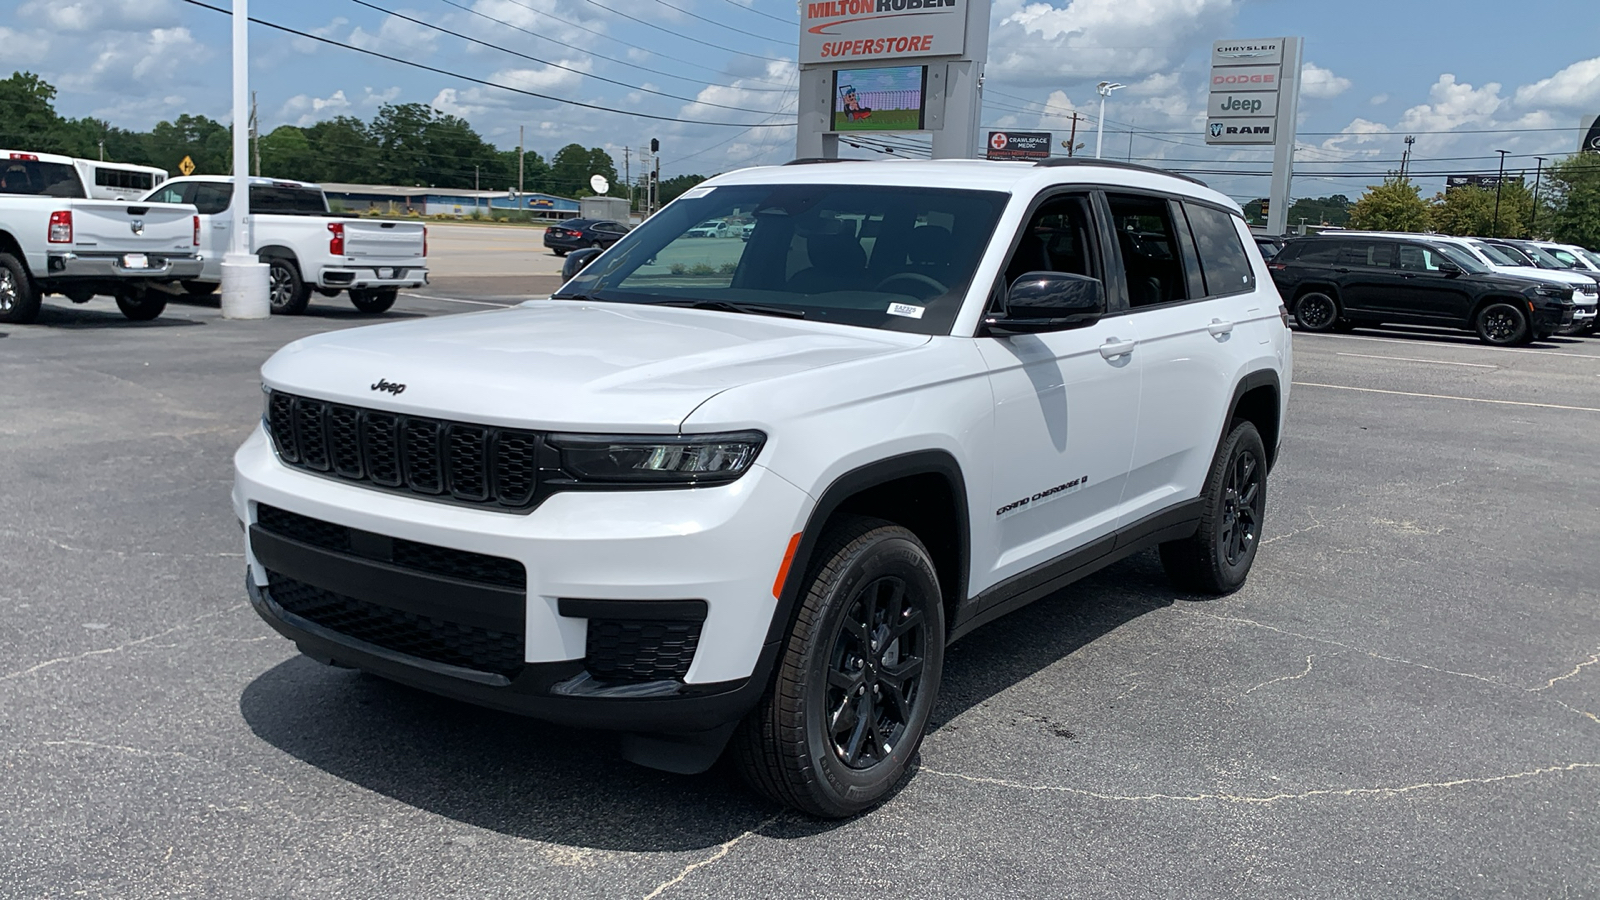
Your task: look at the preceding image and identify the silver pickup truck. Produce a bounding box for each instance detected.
[0,150,203,322]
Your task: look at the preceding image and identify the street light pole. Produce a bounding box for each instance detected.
[1491,149,1509,237]
[1530,156,1548,236]
[1094,81,1124,160]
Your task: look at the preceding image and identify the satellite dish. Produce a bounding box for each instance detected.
[589,174,610,195]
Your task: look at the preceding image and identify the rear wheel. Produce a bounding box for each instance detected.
[1293,292,1338,332]
[114,286,167,321]
[264,256,311,315]
[1160,421,1267,595]
[733,517,944,818]
[0,252,40,324]
[349,288,398,314]
[1475,301,1529,345]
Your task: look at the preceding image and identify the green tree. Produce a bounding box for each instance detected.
[302,116,378,184]
[658,173,707,205]
[548,143,618,197]
[1348,178,1432,232]
[0,71,68,152]
[1545,154,1600,248]
[1429,180,1537,238]
[144,114,232,174]
[259,126,316,180]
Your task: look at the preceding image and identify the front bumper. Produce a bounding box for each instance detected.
[46,251,203,281]
[232,425,812,730]
[316,265,428,291]
[1563,304,1596,334]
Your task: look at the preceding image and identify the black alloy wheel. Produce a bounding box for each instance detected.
[0,252,41,324]
[1160,420,1268,594]
[1293,292,1338,332]
[1476,301,1529,345]
[733,516,945,818]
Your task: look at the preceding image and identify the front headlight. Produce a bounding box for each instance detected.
[1536,284,1572,299]
[547,431,765,485]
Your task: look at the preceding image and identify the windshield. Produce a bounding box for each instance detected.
[1544,246,1583,268]
[1483,242,1533,265]
[1471,241,1524,266]
[1434,244,1490,273]
[1581,249,1600,270]
[554,183,1009,335]
[1519,244,1568,269]
[0,158,86,197]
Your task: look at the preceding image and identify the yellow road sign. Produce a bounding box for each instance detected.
[178,155,195,176]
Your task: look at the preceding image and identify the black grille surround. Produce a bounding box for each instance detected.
[255,504,525,589]
[265,390,544,512]
[586,619,704,684]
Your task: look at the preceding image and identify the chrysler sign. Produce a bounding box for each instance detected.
[801,0,968,64]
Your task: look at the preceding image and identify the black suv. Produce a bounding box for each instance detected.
[1270,234,1575,345]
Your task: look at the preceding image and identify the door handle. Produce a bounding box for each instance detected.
[1335,267,1350,273]
[1400,273,1416,278]
[1207,318,1234,337]
[1099,338,1136,360]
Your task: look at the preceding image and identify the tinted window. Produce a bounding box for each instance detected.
[250,185,327,214]
[1289,241,1344,264]
[0,159,86,197]
[193,182,232,215]
[1182,203,1255,295]
[94,167,155,191]
[1339,242,1394,267]
[147,184,189,205]
[1472,241,1524,266]
[1003,193,1099,290]
[1107,194,1188,307]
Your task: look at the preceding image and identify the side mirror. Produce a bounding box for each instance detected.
[985,271,1107,335]
[1436,259,1462,275]
[562,247,603,281]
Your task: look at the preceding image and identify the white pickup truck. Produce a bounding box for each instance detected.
[143,176,428,315]
[0,150,203,323]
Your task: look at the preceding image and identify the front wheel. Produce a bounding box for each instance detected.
[1160,420,1268,595]
[0,252,41,324]
[733,517,945,818]
[349,288,397,314]
[1293,292,1338,332]
[1476,301,1529,345]
[264,256,311,315]
[115,287,167,321]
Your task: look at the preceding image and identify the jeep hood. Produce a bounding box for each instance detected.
[260,300,930,431]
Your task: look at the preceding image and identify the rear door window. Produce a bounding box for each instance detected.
[1290,241,1344,265]
[1339,242,1395,268]
[1181,202,1256,296]
[250,185,327,214]
[1106,193,1188,307]
[192,182,232,215]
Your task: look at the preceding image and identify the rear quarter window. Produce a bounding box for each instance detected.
[1286,241,1344,265]
[1182,203,1256,295]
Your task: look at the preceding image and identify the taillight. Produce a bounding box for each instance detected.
[193,215,200,247]
[1267,262,1287,271]
[422,225,428,257]
[328,222,345,256]
[1278,303,1290,327]
[48,210,72,243]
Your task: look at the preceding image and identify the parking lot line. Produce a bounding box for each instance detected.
[1336,352,1498,369]
[1297,332,1600,360]
[1294,382,1600,413]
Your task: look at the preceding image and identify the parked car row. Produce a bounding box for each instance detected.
[1267,231,1599,345]
[0,149,429,323]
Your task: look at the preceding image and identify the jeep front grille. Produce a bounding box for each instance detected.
[265,390,541,510]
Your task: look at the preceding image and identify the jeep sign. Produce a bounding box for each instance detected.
[1212,92,1279,118]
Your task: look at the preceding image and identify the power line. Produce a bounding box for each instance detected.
[348,0,780,115]
[647,0,792,44]
[714,0,798,26]
[176,0,793,128]
[572,0,787,62]
[434,0,795,94]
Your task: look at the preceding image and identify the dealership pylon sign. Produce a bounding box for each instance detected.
[1206,37,1302,234]
[796,0,990,160]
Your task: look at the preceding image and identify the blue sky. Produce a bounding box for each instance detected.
[2,0,1598,203]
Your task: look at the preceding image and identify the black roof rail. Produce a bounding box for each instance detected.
[783,157,855,165]
[1033,156,1209,187]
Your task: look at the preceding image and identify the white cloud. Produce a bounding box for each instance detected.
[1300,62,1351,100]
[280,91,353,128]
[0,26,50,66]
[17,0,179,32]
[58,26,209,95]
[1370,93,1389,106]
[349,16,438,56]
[1513,56,1600,110]
[988,0,1239,87]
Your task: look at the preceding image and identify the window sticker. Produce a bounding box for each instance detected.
[887,302,925,319]
[679,186,715,200]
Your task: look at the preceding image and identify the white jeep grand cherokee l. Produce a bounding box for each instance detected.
[234,158,1291,817]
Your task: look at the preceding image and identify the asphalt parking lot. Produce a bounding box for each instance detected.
[2,286,1598,898]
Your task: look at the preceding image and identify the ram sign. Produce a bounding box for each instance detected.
[800,0,969,64]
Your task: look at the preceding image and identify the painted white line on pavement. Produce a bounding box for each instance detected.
[399,292,519,307]
[1297,331,1600,360]
[1294,382,1600,413]
[1336,352,1498,369]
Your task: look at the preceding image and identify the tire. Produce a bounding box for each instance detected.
[114,287,167,321]
[1159,421,1268,595]
[589,240,603,249]
[732,516,945,818]
[553,249,568,258]
[1475,301,1529,346]
[181,281,217,296]
[1292,292,1338,332]
[0,251,41,324]
[349,288,398,314]
[264,256,311,315]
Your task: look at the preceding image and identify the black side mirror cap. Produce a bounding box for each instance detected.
[985,271,1107,335]
[1436,260,1462,275]
[562,247,604,281]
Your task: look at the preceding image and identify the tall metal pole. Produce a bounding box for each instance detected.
[1094,82,1123,159]
[1265,37,1302,237]
[220,0,268,318]
[1491,149,1509,237]
[518,126,525,197]
[1530,156,1547,236]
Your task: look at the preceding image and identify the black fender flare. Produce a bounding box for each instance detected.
[1226,368,1283,470]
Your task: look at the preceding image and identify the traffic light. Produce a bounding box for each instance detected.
[651,138,660,154]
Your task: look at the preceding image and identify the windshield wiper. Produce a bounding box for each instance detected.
[655,299,806,319]
[550,291,594,301]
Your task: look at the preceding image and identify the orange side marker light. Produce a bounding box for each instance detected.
[772,533,803,599]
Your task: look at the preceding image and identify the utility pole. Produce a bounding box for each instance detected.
[250,91,260,177]
[1491,149,1510,237]
[623,146,632,211]
[1067,112,1080,157]
[97,140,105,162]
[517,126,525,197]
[1530,156,1548,236]
[1400,135,1415,179]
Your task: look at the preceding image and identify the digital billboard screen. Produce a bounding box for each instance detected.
[831,65,927,133]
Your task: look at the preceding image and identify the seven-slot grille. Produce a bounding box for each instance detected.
[267,390,539,510]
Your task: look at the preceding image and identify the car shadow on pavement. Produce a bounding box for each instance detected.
[29,304,205,328]
[238,550,1180,850]
[169,294,427,321]
[1344,322,1590,349]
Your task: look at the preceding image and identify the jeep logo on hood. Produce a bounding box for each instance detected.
[371,378,406,395]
